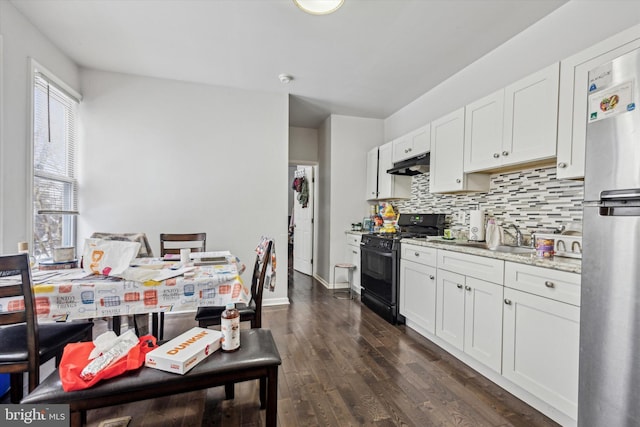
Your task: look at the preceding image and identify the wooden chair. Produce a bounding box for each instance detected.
[157,233,207,340]
[195,239,272,329]
[0,253,94,403]
[194,239,273,400]
[159,233,207,256]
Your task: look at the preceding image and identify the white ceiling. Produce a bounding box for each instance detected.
[12,0,568,128]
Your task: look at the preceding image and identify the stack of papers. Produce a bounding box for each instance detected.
[190,251,232,266]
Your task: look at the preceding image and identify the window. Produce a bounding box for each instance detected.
[31,61,80,260]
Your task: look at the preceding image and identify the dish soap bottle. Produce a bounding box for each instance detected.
[221,303,240,352]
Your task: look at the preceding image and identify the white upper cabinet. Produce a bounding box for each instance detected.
[377,142,395,198]
[431,108,489,194]
[431,108,466,193]
[365,147,379,199]
[392,124,431,163]
[504,63,559,165]
[464,63,560,173]
[558,25,640,179]
[464,89,505,171]
[366,142,411,200]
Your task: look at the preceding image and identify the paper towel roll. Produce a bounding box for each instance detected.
[469,210,486,241]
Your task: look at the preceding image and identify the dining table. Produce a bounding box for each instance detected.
[0,254,248,334]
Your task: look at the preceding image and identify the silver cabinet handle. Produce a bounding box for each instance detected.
[456,284,463,289]
[414,252,420,257]
[504,299,512,305]
[493,153,500,158]
[429,275,435,280]
[545,281,555,288]
[352,251,358,255]
[502,151,509,156]
[465,285,471,291]
[456,178,461,183]
[558,162,567,168]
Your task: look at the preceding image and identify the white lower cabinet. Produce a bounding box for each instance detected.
[463,277,504,372]
[436,269,503,373]
[503,262,580,421]
[435,270,465,349]
[345,234,361,293]
[399,247,580,425]
[400,259,437,334]
[400,243,437,335]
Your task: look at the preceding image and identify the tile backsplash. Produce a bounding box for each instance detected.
[393,166,584,238]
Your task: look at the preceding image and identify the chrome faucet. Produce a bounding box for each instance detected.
[506,224,523,247]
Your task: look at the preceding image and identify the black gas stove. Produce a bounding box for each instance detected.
[360,213,445,324]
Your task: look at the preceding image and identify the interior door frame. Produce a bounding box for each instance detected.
[289,163,318,277]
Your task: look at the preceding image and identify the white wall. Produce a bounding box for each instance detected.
[329,115,382,283]
[0,1,81,253]
[315,115,382,284]
[384,1,640,140]
[289,126,318,163]
[316,117,331,283]
[78,69,289,306]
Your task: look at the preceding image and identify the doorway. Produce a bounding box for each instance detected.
[289,164,317,278]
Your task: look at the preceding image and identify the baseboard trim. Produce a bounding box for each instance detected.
[263,297,290,307]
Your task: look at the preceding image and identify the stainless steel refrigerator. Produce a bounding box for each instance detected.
[580,47,640,426]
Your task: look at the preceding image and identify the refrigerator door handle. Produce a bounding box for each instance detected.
[601,188,640,200]
[600,206,640,217]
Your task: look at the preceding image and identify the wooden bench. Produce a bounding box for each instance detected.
[22,329,281,427]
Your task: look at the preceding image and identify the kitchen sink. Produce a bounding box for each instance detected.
[456,241,490,249]
[489,245,535,254]
[432,240,534,254]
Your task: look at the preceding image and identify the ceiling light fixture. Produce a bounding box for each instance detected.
[279,74,293,84]
[293,0,344,15]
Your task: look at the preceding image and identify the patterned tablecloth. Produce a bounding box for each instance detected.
[0,261,249,322]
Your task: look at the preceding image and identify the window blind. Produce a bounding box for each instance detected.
[33,73,79,213]
[32,70,80,258]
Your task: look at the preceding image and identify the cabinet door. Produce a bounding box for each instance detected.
[366,147,378,200]
[558,32,640,179]
[400,259,437,334]
[392,134,413,163]
[430,108,465,193]
[349,244,361,292]
[464,90,504,172]
[502,62,559,167]
[410,124,431,157]
[436,269,465,350]
[463,277,503,373]
[393,125,431,163]
[502,288,580,420]
[377,142,394,199]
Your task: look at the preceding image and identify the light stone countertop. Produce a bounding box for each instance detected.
[345,231,581,274]
[402,237,582,274]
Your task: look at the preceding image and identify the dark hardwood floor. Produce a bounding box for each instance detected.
[7,258,561,426]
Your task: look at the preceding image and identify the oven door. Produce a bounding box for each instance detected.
[360,245,395,304]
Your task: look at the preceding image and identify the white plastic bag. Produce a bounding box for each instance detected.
[83,238,141,276]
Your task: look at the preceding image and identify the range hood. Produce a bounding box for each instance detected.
[386,153,430,176]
